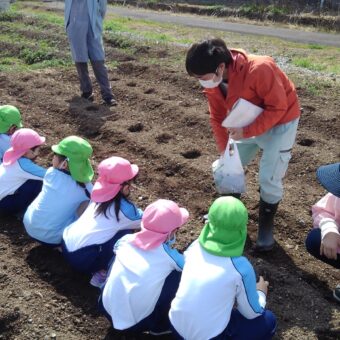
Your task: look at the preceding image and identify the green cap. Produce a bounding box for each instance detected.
[52,136,94,183]
[0,105,23,133]
[199,197,248,257]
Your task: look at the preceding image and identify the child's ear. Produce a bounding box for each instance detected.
[59,159,69,170]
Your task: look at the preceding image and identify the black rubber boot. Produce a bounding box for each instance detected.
[256,198,279,252]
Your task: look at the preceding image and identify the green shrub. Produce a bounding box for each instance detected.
[0,10,23,22]
[19,48,54,65]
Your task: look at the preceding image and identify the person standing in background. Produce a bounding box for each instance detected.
[64,0,117,106]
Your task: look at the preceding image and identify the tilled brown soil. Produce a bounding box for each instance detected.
[0,6,340,340]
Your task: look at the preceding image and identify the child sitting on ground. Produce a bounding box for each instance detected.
[99,199,189,336]
[0,128,46,216]
[62,156,143,288]
[305,162,340,303]
[24,136,94,247]
[0,105,23,162]
[169,196,277,340]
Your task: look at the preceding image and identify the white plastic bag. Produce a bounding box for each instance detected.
[212,139,246,194]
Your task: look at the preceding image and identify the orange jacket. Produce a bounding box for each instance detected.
[204,49,300,153]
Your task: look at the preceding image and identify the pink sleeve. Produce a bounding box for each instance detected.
[311,193,340,230]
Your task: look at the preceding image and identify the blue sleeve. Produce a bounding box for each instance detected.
[120,198,143,221]
[163,243,184,270]
[231,257,265,319]
[18,158,47,178]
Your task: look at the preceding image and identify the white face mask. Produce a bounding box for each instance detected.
[198,67,223,88]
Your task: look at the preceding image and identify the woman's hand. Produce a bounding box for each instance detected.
[228,128,244,140]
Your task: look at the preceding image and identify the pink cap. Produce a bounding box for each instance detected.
[131,199,189,250]
[91,156,139,203]
[3,128,45,166]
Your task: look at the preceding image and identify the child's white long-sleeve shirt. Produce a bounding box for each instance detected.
[169,240,266,340]
[24,167,92,245]
[102,234,184,330]
[63,199,142,252]
[0,158,46,200]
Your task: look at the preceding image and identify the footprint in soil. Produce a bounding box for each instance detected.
[128,123,143,132]
[181,149,201,159]
[298,138,315,147]
[126,81,137,87]
[155,133,172,144]
[144,88,155,94]
[85,105,99,112]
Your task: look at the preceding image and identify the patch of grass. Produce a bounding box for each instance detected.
[12,2,64,26]
[265,4,288,16]
[293,74,338,96]
[19,48,55,65]
[0,9,23,22]
[105,32,134,49]
[107,60,119,69]
[308,44,324,50]
[292,57,327,72]
[105,17,133,32]
[30,58,72,69]
[0,57,28,72]
[239,3,288,16]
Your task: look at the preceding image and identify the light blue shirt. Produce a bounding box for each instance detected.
[24,167,93,245]
[64,0,107,40]
[0,134,10,163]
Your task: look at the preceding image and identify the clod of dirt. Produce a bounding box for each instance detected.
[298,138,315,147]
[180,150,201,159]
[128,123,144,132]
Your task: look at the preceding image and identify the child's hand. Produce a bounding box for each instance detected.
[256,276,269,296]
[320,232,340,260]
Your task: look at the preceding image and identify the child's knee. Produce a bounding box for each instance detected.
[305,229,321,256]
[263,310,277,334]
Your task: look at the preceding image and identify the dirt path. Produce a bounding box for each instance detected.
[42,1,340,47]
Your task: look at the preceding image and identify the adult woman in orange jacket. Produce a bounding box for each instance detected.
[186,38,300,251]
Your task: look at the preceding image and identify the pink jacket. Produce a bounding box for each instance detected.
[312,193,340,250]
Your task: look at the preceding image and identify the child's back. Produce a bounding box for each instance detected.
[170,240,263,340]
[24,136,94,246]
[63,199,141,252]
[0,157,45,201]
[24,166,92,245]
[102,232,183,330]
[0,128,45,216]
[100,199,188,335]
[169,197,276,340]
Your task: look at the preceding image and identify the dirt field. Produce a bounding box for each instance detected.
[0,3,339,340]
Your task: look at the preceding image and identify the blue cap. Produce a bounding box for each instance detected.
[316,163,340,198]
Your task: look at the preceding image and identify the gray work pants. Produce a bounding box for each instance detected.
[75,61,113,101]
